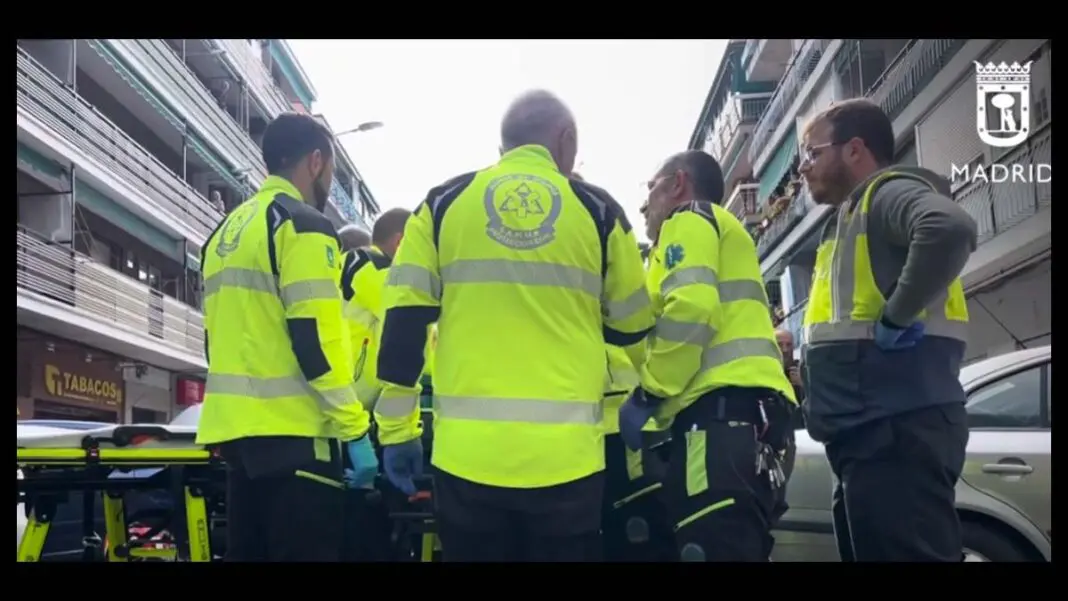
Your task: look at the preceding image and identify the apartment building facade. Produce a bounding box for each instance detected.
[16,39,380,423]
[689,38,1051,364]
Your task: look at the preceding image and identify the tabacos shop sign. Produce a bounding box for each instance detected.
[43,363,123,407]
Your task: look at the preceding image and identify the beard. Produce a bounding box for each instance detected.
[808,164,854,205]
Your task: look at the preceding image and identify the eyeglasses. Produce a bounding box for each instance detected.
[800,142,837,166]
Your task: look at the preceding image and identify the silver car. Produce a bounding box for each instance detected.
[772,345,1052,562]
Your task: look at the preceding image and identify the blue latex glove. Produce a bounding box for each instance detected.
[382,439,424,496]
[873,316,925,351]
[619,389,658,452]
[345,436,379,490]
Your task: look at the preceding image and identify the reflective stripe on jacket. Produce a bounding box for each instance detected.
[375,144,655,488]
[196,175,370,445]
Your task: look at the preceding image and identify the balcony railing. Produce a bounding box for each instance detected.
[100,39,268,184]
[741,39,760,71]
[755,187,810,258]
[96,39,362,224]
[724,182,762,225]
[330,179,362,224]
[706,93,773,163]
[865,39,967,121]
[17,47,222,241]
[954,124,1051,245]
[749,39,832,167]
[209,39,291,118]
[17,227,205,359]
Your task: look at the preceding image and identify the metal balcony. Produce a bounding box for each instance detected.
[742,39,795,83]
[724,182,762,226]
[97,39,268,184]
[16,47,222,241]
[755,187,810,258]
[17,227,205,359]
[705,93,773,165]
[94,39,363,225]
[865,39,967,122]
[209,39,292,118]
[954,124,1051,245]
[749,39,832,168]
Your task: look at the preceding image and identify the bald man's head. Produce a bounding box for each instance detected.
[500,89,578,175]
[337,224,371,252]
[775,329,795,362]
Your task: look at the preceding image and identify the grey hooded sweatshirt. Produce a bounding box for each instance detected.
[801,166,979,443]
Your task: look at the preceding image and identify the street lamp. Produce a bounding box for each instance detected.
[335,121,384,137]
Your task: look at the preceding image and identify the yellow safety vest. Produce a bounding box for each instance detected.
[341,245,391,407]
[642,201,795,421]
[196,175,370,445]
[375,144,654,488]
[802,171,969,345]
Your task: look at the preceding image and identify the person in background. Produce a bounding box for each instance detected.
[196,112,377,562]
[619,149,796,562]
[338,224,371,253]
[572,171,675,562]
[775,329,804,403]
[798,98,976,562]
[340,208,412,409]
[768,327,802,559]
[374,89,653,562]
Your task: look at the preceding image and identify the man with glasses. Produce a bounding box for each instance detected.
[798,98,977,562]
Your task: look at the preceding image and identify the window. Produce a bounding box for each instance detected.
[966,364,1046,429]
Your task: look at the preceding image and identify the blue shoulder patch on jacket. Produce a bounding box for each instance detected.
[665,243,685,269]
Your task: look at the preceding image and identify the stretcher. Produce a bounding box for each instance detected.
[17,423,226,562]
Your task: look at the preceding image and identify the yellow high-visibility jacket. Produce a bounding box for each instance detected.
[642,201,795,422]
[196,175,370,445]
[340,245,391,407]
[375,144,654,488]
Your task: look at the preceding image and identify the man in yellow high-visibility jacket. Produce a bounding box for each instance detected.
[798,99,976,562]
[374,90,654,562]
[339,208,412,408]
[196,112,378,562]
[619,149,796,562]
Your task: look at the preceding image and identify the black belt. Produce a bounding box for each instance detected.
[699,386,781,423]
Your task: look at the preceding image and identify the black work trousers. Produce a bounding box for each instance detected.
[826,403,968,562]
[602,433,676,562]
[434,467,604,562]
[222,437,345,562]
[660,394,778,562]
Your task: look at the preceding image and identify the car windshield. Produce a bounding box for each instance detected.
[170,404,202,427]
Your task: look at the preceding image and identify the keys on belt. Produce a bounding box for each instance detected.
[755,442,786,490]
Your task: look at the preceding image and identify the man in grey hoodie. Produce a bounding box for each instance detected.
[797,98,977,562]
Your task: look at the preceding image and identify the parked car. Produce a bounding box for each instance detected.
[772,345,1052,562]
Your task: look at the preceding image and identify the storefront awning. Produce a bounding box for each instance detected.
[757,127,799,202]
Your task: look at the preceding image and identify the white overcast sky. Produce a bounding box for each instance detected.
[288,39,727,241]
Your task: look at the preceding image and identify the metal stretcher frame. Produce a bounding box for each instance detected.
[17,426,224,563]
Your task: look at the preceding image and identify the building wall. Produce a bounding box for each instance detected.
[123,364,174,423]
[964,258,1050,364]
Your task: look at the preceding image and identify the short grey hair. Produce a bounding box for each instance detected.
[500,89,574,151]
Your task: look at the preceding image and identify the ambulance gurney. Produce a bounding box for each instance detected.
[17,423,226,562]
[344,406,440,562]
